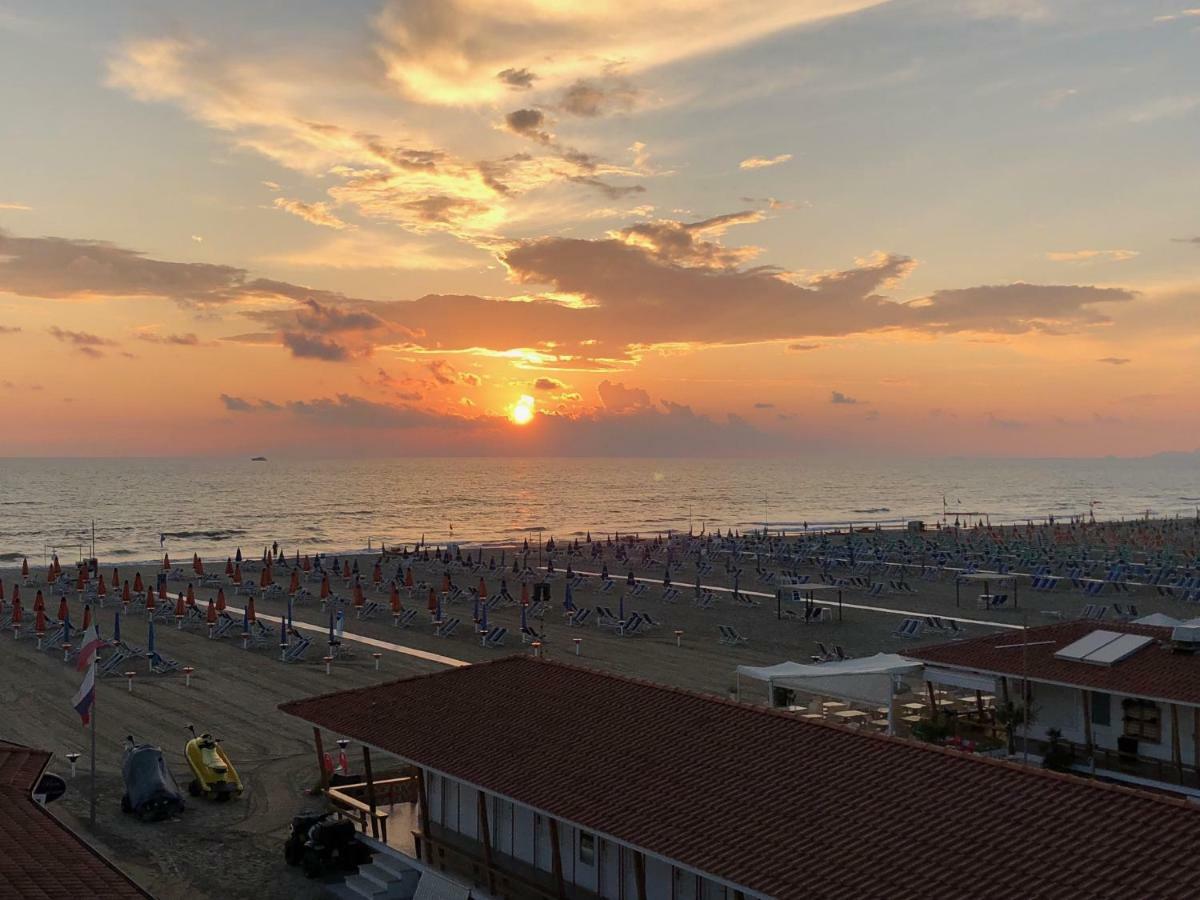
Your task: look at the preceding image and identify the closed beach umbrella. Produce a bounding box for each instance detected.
[480,601,488,632]
[280,617,287,646]
[520,603,527,632]
[63,616,71,645]
[163,553,170,571]
[234,563,242,583]
[97,574,107,599]
[111,567,119,587]
[194,555,204,576]
[225,557,234,576]
[288,570,300,595]
[436,593,443,622]
[260,566,272,589]
[76,568,85,592]
[320,575,331,600]
[216,587,227,613]
[113,610,121,642]
[35,607,46,635]
[564,583,574,611]
[372,562,382,585]
[288,596,294,631]
[342,560,351,579]
[82,604,91,630]
[328,610,335,647]
[427,588,437,613]
[9,585,16,605]
[174,592,185,619]
[404,567,414,588]
[389,584,401,614]
[11,598,21,626]
[0,581,4,602]
[186,583,195,606]
[352,582,364,609]
[521,582,529,606]
[442,572,451,593]
[34,590,44,613]
[206,599,217,625]
[52,555,61,577]
[618,591,625,621]
[57,597,68,622]
[247,596,257,623]
[21,558,28,578]
[147,617,156,656]
[236,547,243,564]
[472,593,479,622]
[146,586,156,611]
[478,577,488,601]
[133,573,144,593]
[122,580,131,604]
[302,554,311,572]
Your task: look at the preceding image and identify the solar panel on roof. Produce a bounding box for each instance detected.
[1054,630,1123,662]
[1080,633,1153,666]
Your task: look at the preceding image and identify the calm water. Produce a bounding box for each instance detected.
[0,456,1197,563]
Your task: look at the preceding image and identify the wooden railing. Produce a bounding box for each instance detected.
[327,776,416,843]
[412,830,568,900]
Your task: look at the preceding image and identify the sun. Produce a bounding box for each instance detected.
[510,395,535,425]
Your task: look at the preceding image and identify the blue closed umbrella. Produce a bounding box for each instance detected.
[564,583,574,611]
[287,596,294,631]
[328,610,335,648]
[63,616,71,646]
[435,593,443,621]
[113,611,122,643]
[280,617,287,646]
[520,603,527,631]
[473,593,480,623]
[147,617,157,655]
[480,602,488,632]
[618,592,625,621]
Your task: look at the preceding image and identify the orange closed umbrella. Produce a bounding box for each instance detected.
[260,566,271,588]
[82,605,92,630]
[234,563,242,583]
[478,577,488,601]
[320,575,330,600]
[390,583,401,614]
[57,597,67,621]
[206,599,217,624]
[372,563,382,585]
[442,573,451,593]
[216,587,227,613]
[194,556,205,576]
[520,582,529,606]
[246,596,256,623]
[21,558,28,578]
[111,567,119,587]
[186,583,195,606]
[122,580,131,604]
[174,592,185,618]
[45,566,54,583]
[146,586,156,610]
[342,560,350,579]
[33,590,44,613]
[52,555,61,577]
[302,554,311,572]
[353,583,365,609]
[133,572,144,593]
[289,570,300,595]
[97,574,107,597]
[11,598,21,626]
[225,557,234,576]
[427,588,437,612]
[35,607,45,635]
[404,567,413,588]
[163,553,170,571]
[76,568,85,592]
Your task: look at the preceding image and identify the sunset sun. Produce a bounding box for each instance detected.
[510,395,535,425]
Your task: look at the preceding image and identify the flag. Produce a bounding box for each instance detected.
[76,623,105,672]
[71,663,96,726]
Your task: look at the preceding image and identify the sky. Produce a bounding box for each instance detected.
[0,0,1198,457]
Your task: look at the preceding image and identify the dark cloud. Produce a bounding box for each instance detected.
[1097,356,1131,365]
[295,299,384,332]
[533,377,565,391]
[220,393,254,412]
[48,327,116,350]
[427,359,457,385]
[1170,237,1200,245]
[504,108,552,143]
[566,176,646,199]
[598,380,651,412]
[830,391,859,405]
[0,325,21,334]
[559,78,638,117]
[136,332,204,346]
[496,67,537,89]
[281,331,352,361]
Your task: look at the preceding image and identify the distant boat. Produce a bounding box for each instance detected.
[251,456,267,462]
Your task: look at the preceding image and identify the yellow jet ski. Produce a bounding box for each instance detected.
[185,725,243,801]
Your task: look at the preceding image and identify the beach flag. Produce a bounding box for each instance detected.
[71,663,96,726]
[76,622,104,671]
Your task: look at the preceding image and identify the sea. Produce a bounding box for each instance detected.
[0,456,1197,564]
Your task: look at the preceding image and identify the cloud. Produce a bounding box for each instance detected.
[753,402,775,409]
[1128,96,1200,124]
[136,331,205,346]
[1172,236,1200,245]
[261,180,282,191]
[427,359,458,385]
[372,0,886,106]
[598,379,652,412]
[533,377,565,391]
[1097,356,1131,365]
[615,210,765,268]
[295,298,384,332]
[47,327,116,348]
[1046,249,1139,263]
[497,67,537,90]
[987,413,1027,430]
[504,108,553,143]
[1038,87,1078,110]
[0,325,21,334]
[739,153,792,170]
[273,197,351,230]
[830,390,859,405]
[281,331,352,361]
[0,202,31,211]
[1154,8,1200,22]
[559,77,638,118]
[787,343,821,351]
[220,393,254,412]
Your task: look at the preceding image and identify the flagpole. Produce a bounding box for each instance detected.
[89,657,97,827]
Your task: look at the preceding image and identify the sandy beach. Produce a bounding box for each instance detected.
[2,518,1198,898]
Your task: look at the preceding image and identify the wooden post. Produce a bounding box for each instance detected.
[1172,705,1183,783]
[477,793,497,894]
[415,767,433,864]
[925,681,937,718]
[312,727,329,791]
[362,747,379,841]
[633,851,647,900]
[1081,690,1093,754]
[548,817,567,900]
[975,690,985,720]
[1000,676,1010,706]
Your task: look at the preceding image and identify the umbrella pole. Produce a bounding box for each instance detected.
[89,660,97,827]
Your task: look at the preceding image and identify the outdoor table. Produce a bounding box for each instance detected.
[822,701,848,711]
[833,709,868,721]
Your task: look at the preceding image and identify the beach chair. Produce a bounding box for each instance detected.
[394,609,418,628]
[694,592,716,610]
[637,612,661,629]
[1112,603,1139,621]
[520,626,543,644]
[98,645,132,676]
[149,650,180,675]
[717,624,748,646]
[946,619,964,635]
[661,587,680,603]
[358,600,380,620]
[1081,604,1107,621]
[482,626,507,648]
[282,633,311,662]
[567,608,591,627]
[618,614,645,636]
[595,606,621,629]
[211,613,239,639]
[599,579,615,593]
[833,645,850,661]
[631,582,648,597]
[811,641,832,662]
[925,616,947,631]
[892,618,924,639]
[434,617,460,638]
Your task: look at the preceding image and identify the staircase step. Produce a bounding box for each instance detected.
[343,874,387,898]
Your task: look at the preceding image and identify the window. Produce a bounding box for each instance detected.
[1122,698,1161,742]
[1091,691,1111,727]
[578,831,595,865]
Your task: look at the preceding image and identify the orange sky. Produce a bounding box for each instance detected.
[1,1,1198,457]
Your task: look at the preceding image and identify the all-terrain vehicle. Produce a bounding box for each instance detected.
[284,811,372,878]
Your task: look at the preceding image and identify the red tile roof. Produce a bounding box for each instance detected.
[281,656,1200,900]
[908,621,1200,706]
[0,741,151,900]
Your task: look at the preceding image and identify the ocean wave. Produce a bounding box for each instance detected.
[851,508,891,514]
[0,552,25,561]
[160,529,248,541]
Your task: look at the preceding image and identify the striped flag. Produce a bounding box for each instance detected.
[71,663,96,726]
[76,623,104,672]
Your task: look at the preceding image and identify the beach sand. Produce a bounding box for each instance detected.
[1,521,1196,898]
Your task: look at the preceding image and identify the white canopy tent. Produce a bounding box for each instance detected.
[736,653,925,733]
